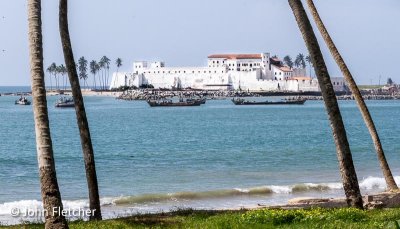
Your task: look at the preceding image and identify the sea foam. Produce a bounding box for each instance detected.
[1,176,397,216]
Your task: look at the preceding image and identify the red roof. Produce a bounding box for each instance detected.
[208,54,262,60]
[292,76,312,80]
[278,66,293,72]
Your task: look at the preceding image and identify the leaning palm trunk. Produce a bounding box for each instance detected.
[59,0,102,220]
[27,0,69,228]
[288,0,363,208]
[306,0,398,191]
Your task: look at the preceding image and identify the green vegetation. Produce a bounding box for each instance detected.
[3,207,400,229]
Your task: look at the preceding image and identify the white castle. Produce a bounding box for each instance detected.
[109,52,346,92]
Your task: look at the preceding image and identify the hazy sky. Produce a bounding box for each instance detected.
[0,0,399,86]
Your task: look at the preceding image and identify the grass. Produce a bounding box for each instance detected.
[2,207,400,228]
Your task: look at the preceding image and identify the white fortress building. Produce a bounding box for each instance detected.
[110,52,346,92]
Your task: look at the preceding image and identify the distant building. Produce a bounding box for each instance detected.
[110,52,346,92]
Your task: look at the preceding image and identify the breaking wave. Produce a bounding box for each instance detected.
[0,176,396,215]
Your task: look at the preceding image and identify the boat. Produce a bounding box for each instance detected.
[231,98,306,105]
[55,97,75,108]
[147,99,202,107]
[15,97,31,105]
[186,97,207,104]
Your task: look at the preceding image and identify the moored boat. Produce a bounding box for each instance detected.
[186,97,207,104]
[232,98,306,105]
[15,97,31,105]
[147,99,202,107]
[55,96,75,108]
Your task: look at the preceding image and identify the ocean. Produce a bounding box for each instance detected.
[0,86,32,94]
[1,92,400,224]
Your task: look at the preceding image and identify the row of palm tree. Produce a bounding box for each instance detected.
[283,53,313,76]
[27,0,397,227]
[46,56,122,91]
[46,62,67,90]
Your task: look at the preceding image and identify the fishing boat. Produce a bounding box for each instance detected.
[186,97,207,104]
[147,99,202,107]
[232,98,306,105]
[15,97,31,105]
[55,96,74,108]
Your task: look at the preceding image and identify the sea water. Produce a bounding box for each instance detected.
[1,92,400,224]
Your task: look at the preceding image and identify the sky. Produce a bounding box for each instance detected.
[0,0,399,86]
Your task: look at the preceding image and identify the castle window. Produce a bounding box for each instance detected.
[192,71,194,73]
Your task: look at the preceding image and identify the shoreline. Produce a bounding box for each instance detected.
[2,191,400,227]
[1,88,400,101]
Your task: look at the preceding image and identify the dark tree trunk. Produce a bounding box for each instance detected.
[27,0,69,228]
[306,0,398,191]
[288,0,363,209]
[59,0,102,220]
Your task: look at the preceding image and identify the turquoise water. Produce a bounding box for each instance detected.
[1,94,400,223]
[0,86,31,94]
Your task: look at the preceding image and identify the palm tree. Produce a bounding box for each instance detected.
[115,58,122,88]
[57,64,67,90]
[100,56,111,90]
[95,63,101,89]
[283,55,294,69]
[306,0,398,191]
[305,55,312,77]
[295,53,306,69]
[98,58,105,90]
[46,63,56,90]
[59,0,102,220]
[27,0,69,228]
[116,58,122,72]
[90,60,98,90]
[78,56,88,89]
[288,0,363,209]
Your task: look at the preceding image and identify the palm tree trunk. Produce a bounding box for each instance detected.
[306,0,398,191]
[49,75,52,91]
[59,0,102,220]
[288,0,363,209]
[27,0,69,228]
[93,73,96,90]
